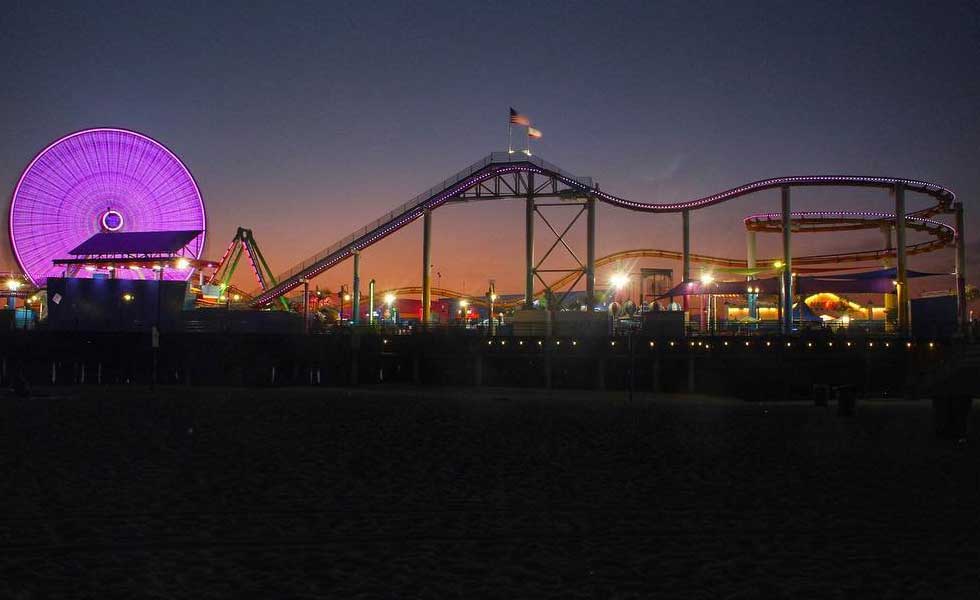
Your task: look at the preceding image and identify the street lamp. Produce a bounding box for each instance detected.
[699,273,715,332]
[747,285,759,321]
[338,285,351,323]
[5,279,22,311]
[486,281,497,335]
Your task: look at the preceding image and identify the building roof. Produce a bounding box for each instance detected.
[68,230,203,256]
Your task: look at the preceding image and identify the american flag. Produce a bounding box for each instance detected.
[527,127,542,139]
[509,107,530,126]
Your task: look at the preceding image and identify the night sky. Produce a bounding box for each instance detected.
[3,1,980,296]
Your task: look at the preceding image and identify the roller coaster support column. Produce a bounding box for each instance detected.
[955,202,967,334]
[682,209,691,313]
[895,184,909,335]
[682,210,691,283]
[525,173,535,308]
[422,209,432,325]
[780,186,793,334]
[746,230,757,319]
[301,278,310,334]
[352,250,361,325]
[586,195,596,309]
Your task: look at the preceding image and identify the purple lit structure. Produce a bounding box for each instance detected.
[9,128,206,286]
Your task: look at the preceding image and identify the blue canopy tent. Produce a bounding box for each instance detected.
[792,300,822,322]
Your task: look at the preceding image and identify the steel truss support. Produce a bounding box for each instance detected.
[458,169,593,203]
[524,194,593,310]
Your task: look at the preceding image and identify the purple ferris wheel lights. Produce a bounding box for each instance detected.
[8,128,206,286]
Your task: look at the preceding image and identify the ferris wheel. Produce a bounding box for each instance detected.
[8,128,206,286]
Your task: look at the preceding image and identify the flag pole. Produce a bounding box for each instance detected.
[524,126,530,156]
[508,122,513,154]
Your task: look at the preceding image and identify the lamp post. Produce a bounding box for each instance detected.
[486,281,496,336]
[338,285,350,324]
[384,292,396,325]
[368,279,375,325]
[5,279,21,311]
[700,273,714,333]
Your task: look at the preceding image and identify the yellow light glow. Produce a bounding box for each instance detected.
[175,258,190,270]
[773,261,784,269]
[5,279,21,291]
[700,273,714,285]
[232,294,241,302]
[122,293,134,302]
[384,292,396,305]
[609,273,629,289]
[343,293,351,302]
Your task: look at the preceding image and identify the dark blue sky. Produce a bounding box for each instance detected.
[3,1,980,294]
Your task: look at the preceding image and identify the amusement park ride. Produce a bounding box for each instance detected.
[3,128,969,337]
[207,227,289,311]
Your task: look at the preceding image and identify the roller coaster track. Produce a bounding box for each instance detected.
[251,152,957,307]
